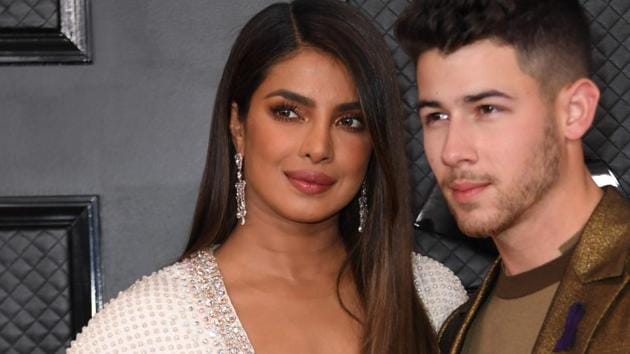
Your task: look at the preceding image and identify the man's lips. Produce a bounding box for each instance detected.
[448,180,491,203]
[285,170,336,195]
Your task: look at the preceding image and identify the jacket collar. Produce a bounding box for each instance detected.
[571,187,629,283]
[532,187,629,353]
[443,187,629,354]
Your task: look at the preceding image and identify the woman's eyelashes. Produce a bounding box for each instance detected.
[269,102,365,132]
[336,114,365,131]
[270,102,301,121]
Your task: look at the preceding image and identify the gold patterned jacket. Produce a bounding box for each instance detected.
[438,187,630,354]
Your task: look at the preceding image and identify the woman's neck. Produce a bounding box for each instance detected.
[215,214,346,282]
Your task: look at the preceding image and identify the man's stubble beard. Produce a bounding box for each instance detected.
[444,116,561,238]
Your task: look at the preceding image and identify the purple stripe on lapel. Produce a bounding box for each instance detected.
[553,302,585,352]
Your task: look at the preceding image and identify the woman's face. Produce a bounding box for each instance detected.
[231,47,372,227]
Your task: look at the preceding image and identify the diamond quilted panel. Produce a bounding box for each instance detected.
[349,0,630,290]
[584,0,630,193]
[0,0,58,29]
[0,229,72,354]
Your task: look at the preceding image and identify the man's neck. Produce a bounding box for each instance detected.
[493,171,603,275]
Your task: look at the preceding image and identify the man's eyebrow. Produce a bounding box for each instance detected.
[416,99,443,110]
[415,90,513,110]
[264,89,315,107]
[463,90,514,103]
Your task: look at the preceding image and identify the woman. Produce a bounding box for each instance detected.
[68,1,466,353]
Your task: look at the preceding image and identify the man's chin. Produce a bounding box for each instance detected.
[452,208,496,238]
[459,228,493,239]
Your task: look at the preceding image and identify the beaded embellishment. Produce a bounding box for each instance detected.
[184,250,255,354]
[180,250,466,351]
[411,253,469,329]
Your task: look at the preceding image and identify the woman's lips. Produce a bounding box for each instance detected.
[449,181,491,203]
[285,170,336,195]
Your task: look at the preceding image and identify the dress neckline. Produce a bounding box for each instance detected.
[185,248,256,353]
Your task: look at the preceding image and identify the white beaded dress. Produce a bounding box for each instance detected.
[67,250,467,354]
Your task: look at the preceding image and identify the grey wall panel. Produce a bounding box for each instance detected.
[0,0,277,301]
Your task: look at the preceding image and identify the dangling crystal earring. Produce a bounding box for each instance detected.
[234,153,247,225]
[358,181,368,233]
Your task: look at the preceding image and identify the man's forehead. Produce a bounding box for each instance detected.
[415,41,537,104]
[417,39,517,71]
[420,38,513,60]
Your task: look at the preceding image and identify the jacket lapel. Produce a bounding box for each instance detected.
[441,258,501,354]
[533,188,630,353]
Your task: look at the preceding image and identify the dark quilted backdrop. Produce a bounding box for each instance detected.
[348,0,630,290]
[0,0,59,28]
[0,229,72,354]
[584,0,630,190]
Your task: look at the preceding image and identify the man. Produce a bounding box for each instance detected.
[395,1,629,353]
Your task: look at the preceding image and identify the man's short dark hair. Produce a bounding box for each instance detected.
[395,0,593,97]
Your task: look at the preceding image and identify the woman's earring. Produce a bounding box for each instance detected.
[235,153,247,225]
[358,182,368,233]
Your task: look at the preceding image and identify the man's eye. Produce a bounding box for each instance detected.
[479,105,500,114]
[423,112,449,124]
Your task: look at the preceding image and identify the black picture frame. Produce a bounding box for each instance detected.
[0,0,91,64]
[0,195,102,337]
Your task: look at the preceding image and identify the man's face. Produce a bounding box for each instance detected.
[417,40,561,237]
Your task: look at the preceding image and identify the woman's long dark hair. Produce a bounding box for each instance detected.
[184,1,437,353]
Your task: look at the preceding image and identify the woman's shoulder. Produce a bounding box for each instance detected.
[411,252,468,330]
[67,261,210,353]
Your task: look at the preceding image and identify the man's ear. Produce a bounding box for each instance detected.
[558,78,600,140]
[230,102,245,153]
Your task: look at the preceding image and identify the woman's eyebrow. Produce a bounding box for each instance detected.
[264,89,315,107]
[265,89,360,112]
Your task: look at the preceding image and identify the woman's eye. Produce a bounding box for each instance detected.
[271,104,300,120]
[337,115,364,130]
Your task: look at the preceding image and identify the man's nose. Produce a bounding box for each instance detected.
[441,119,477,167]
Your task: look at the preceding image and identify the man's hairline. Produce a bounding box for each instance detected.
[414,37,585,104]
